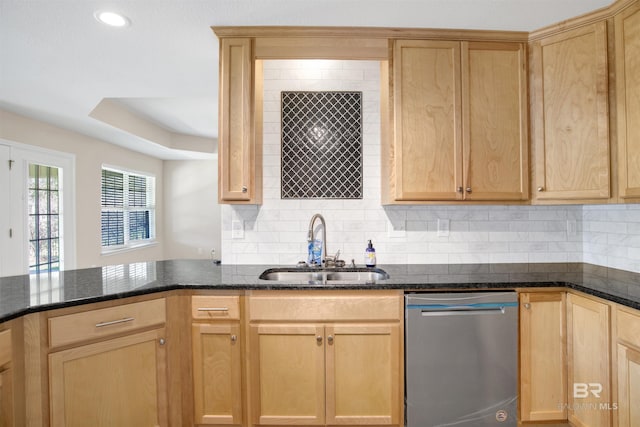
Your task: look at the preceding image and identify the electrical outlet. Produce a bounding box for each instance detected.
[437,218,450,237]
[231,220,244,239]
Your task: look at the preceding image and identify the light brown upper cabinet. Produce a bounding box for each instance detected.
[387,39,528,203]
[462,42,529,201]
[218,38,262,204]
[390,40,462,201]
[531,22,610,203]
[616,2,640,200]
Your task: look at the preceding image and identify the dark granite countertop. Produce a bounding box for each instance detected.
[1,260,639,323]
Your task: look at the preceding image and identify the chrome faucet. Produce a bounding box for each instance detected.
[306,214,344,267]
[307,213,327,266]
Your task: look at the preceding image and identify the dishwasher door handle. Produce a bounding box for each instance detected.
[420,307,507,316]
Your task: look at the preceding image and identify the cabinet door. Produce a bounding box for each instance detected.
[532,22,610,201]
[392,40,462,201]
[249,324,325,425]
[0,329,12,427]
[462,42,528,201]
[0,369,12,427]
[615,308,640,426]
[218,37,260,203]
[192,323,242,425]
[567,293,611,427]
[49,328,168,427]
[325,324,400,426]
[616,2,640,199]
[520,292,567,421]
[617,344,640,427]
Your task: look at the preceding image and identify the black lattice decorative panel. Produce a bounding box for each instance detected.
[281,91,363,199]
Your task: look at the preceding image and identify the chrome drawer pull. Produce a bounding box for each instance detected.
[197,307,229,312]
[95,317,135,328]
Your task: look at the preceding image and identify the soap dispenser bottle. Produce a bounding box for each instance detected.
[365,240,376,267]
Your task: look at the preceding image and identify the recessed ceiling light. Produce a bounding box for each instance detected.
[94,10,130,27]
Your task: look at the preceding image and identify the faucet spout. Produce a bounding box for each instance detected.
[307,213,327,266]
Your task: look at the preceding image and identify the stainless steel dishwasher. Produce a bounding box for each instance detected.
[405,292,518,427]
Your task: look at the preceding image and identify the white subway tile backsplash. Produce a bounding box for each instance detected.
[221,60,640,273]
[450,253,491,264]
[529,252,568,263]
[489,252,529,263]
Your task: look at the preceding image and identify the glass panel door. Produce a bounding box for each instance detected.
[28,163,61,273]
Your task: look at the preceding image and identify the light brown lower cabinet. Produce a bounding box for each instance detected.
[615,307,640,427]
[249,323,400,426]
[0,329,13,427]
[0,368,11,427]
[247,290,403,426]
[49,328,168,427]
[567,293,612,427]
[47,298,169,427]
[191,295,243,426]
[519,292,567,421]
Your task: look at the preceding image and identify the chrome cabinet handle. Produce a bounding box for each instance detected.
[316,335,323,344]
[457,187,463,193]
[197,307,229,313]
[524,303,531,309]
[466,187,472,193]
[231,335,237,342]
[537,187,544,192]
[159,338,166,345]
[95,317,134,328]
[242,186,248,193]
[327,335,334,345]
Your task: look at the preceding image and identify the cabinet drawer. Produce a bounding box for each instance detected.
[248,291,402,321]
[0,329,11,366]
[49,298,166,348]
[191,295,240,320]
[617,307,640,347]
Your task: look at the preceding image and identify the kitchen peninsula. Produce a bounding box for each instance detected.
[1,260,639,426]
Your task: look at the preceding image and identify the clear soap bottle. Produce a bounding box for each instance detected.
[365,240,376,267]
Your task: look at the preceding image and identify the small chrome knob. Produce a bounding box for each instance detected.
[231,335,237,342]
[316,335,323,344]
[537,186,544,192]
[524,303,531,310]
[457,186,463,193]
[466,187,472,193]
[242,186,248,193]
[159,338,166,345]
[327,335,334,345]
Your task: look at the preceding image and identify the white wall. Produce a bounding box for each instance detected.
[221,60,640,273]
[164,159,221,260]
[0,108,165,268]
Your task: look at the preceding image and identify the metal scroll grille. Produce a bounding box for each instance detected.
[281,91,363,199]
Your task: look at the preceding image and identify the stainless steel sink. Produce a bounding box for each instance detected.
[259,267,389,283]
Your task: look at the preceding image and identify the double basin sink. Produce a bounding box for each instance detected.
[259,267,389,284]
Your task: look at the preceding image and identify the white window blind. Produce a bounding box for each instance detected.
[101,167,155,251]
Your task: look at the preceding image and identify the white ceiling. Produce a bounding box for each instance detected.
[0,0,612,160]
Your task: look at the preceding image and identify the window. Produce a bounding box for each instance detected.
[101,167,155,251]
[28,164,61,273]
